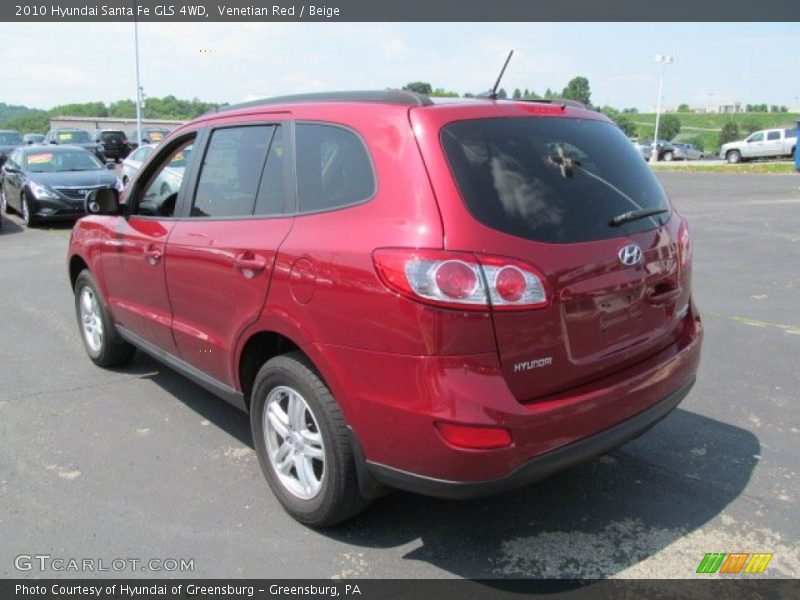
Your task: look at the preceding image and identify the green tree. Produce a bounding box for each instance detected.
[740,119,760,134]
[561,76,591,106]
[544,88,554,99]
[677,103,691,112]
[497,88,507,99]
[402,81,433,95]
[658,114,681,140]
[512,88,522,100]
[430,88,459,98]
[719,121,740,145]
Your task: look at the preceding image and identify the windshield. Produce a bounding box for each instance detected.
[25,150,103,173]
[440,117,670,243]
[57,130,92,144]
[100,131,126,141]
[0,132,23,145]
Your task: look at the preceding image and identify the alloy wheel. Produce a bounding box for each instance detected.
[79,286,104,353]
[263,385,325,500]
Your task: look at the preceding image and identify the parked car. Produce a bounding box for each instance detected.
[720,128,797,163]
[67,90,702,526]
[93,129,131,163]
[120,143,189,203]
[1,145,121,227]
[0,130,23,168]
[630,138,652,161]
[44,128,106,163]
[120,144,155,186]
[653,140,676,161]
[129,127,171,149]
[23,133,45,145]
[672,143,704,161]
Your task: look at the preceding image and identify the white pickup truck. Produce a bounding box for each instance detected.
[720,127,797,163]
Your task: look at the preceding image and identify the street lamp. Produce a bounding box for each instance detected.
[650,54,673,164]
[134,20,143,147]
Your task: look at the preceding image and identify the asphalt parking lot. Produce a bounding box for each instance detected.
[1,171,798,579]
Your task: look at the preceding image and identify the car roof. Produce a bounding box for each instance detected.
[22,144,93,154]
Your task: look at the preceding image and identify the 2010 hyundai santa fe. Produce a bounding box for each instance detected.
[67,91,703,526]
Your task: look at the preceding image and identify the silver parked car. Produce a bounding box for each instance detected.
[672,143,704,161]
[629,138,653,161]
[120,144,155,186]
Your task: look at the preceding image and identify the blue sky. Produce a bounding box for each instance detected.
[1,22,798,111]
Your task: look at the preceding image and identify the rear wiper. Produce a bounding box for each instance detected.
[609,207,669,227]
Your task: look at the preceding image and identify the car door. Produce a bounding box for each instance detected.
[746,132,766,157]
[165,119,295,386]
[763,130,782,157]
[2,149,24,212]
[100,131,201,354]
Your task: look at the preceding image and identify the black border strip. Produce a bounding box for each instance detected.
[3,0,800,22]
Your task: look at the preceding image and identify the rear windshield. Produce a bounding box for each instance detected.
[100,131,127,141]
[57,130,91,143]
[440,117,671,244]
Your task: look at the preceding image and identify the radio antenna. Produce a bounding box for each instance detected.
[489,50,514,99]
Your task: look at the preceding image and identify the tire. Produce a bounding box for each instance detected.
[726,150,742,164]
[74,270,136,367]
[663,151,674,162]
[250,352,370,527]
[21,193,39,227]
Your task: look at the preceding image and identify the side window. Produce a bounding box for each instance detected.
[253,125,289,216]
[767,131,781,141]
[191,125,272,218]
[135,137,195,217]
[748,133,764,142]
[296,123,375,213]
[785,129,797,139]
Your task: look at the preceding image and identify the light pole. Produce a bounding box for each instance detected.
[134,20,143,147]
[650,54,673,164]
[707,92,714,113]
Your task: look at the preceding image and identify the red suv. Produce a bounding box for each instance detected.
[68,91,702,526]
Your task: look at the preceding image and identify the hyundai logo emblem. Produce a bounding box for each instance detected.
[618,243,642,266]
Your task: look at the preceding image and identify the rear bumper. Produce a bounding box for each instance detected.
[366,377,694,499]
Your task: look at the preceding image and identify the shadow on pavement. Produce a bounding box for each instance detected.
[134,350,759,580]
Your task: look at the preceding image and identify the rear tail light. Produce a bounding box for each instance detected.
[435,422,512,450]
[373,248,548,311]
[678,220,691,270]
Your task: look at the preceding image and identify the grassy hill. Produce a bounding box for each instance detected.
[631,112,800,153]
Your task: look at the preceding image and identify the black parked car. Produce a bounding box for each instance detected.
[23,133,45,145]
[93,129,131,163]
[43,128,106,163]
[0,130,23,168]
[0,145,122,227]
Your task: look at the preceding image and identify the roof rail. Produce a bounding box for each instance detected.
[205,90,433,116]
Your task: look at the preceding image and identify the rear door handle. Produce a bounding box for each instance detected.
[233,251,267,275]
[144,245,162,265]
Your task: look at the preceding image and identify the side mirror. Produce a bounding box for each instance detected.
[3,164,19,174]
[85,188,121,216]
[50,140,58,145]
[105,163,116,170]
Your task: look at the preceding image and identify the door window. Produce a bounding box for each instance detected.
[191,126,273,218]
[766,131,781,141]
[748,133,764,142]
[135,137,195,217]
